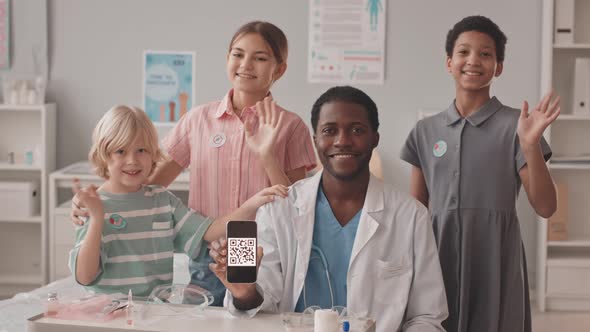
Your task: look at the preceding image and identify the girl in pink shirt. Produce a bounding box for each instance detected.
[73,21,316,305]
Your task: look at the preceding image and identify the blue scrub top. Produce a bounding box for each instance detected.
[295,186,361,312]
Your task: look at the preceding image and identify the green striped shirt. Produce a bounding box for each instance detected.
[69,185,213,297]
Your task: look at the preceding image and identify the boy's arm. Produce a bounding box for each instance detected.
[203,185,288,242]
[70,184,105,285]
[75,209,104,285]
[168,192,213,260]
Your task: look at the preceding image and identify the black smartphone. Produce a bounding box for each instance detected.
[226,220,258,283]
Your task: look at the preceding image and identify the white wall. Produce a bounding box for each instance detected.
[45,0,542,285]
[4,0,47,81]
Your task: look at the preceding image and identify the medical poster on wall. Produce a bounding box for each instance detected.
[0,0,10,69]
[308,0,386,85]
[143,51,195,123]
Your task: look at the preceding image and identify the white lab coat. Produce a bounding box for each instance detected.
[226,171,448,332]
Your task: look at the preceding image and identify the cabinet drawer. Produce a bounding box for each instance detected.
[547,259,590,296]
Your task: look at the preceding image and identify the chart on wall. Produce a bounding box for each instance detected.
[143,51,195,123]
[0,0,9,69]
[308,0,386,85]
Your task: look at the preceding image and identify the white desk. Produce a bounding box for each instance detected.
[48,162,190,281]
[28,306,375,332]
[29,307,297,332]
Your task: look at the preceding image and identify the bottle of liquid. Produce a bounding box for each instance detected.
[342,320,350,332]
[126,289,134,326]
[45,292,59,317]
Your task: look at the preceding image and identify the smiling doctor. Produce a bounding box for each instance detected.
[209,86,448,331]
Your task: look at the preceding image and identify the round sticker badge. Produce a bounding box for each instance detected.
[210,133,226,148]
[108,214,127,229]
[433,140,447,158]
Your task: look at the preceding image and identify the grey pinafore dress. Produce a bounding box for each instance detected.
[400,97,551,332]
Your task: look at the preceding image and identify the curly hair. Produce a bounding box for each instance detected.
[445,15,507,62]
[311,86,379,133]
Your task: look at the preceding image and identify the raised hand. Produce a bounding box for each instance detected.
[245,97,285,160]
[71,179,89,225]
[517,91,560,149]
[72,180,104,218]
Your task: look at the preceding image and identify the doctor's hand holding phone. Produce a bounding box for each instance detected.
[225,220,258,283]
[209,221,265,309]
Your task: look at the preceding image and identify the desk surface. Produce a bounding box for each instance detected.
[28,306,299,332]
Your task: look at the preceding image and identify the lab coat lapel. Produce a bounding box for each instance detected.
[291,171,322,309]
[349,175,384,269]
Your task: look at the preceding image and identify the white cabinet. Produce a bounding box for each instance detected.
[537,0,590,311]
[48,162,190,281]
[0,104,56,297]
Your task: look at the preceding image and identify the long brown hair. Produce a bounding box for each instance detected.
[228,21,288,64]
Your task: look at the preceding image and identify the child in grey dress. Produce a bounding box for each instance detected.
[401,15,560,332]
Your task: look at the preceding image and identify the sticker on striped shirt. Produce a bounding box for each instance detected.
[108,214,127,229]
[210,132,226,148]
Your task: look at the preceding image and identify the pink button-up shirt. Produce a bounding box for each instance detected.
[163,90,317,218]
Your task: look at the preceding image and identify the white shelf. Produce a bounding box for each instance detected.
[548,235,590,247]
[538,0,590,312]
[0,104,52,112]
[554,43,590,49]
[556,114,590,121]
[548,162,590,170]
[0,274,43,285]
[0,163,43,171]
[547,257,590,267]
[0,102,56,296]
[54,208,71,216]
[0,215,42,224]
[546,292,590,299]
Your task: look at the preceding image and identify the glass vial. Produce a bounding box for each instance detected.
[45,292,59,317]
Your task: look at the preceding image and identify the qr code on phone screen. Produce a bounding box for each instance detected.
[228,238,256,266]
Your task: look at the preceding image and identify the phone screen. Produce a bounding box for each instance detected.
[226,220,257,283]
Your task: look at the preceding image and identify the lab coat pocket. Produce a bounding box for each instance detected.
[374,257,412,304]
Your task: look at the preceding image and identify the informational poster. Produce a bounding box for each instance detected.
[0,0,9,69]
[308,0,386,84]
[143,51,195,123]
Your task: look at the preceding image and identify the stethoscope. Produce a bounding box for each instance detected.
[302,244,334,309]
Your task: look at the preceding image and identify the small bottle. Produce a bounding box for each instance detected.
[126,289,134,326]
[45,292,59,317]
[34,76,45,104]
[342,320,350,332]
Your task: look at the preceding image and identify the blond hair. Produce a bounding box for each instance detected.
[89,105,163,179]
